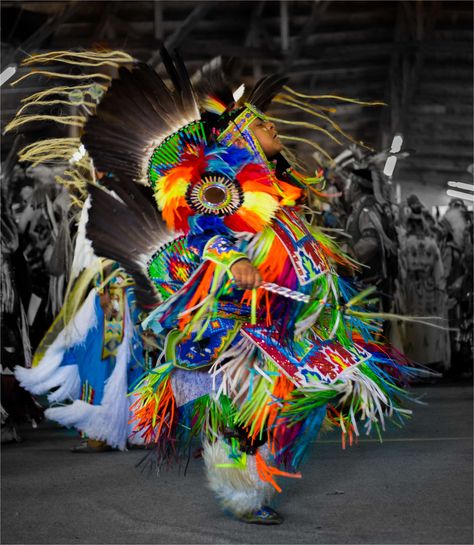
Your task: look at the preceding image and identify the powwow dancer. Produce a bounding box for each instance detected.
[80,50,431,524]
[7,48,429,524]
[15,255,150,452]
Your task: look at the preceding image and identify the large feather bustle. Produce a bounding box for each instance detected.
[82,52,200,184]
[86,176,174,310]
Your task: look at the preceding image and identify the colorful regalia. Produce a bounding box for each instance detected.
[7,48,428,523]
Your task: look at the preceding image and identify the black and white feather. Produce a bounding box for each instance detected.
[82,48,200,184]
[86,176,175,310]
[191,56,237,109]
[246,74,289,113]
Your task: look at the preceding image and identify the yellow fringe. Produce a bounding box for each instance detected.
[267,115,343,146]
[274,94,371,150]
[56,156,95,207]
[7,49,134,214]
[5,114,86,132]
[21,50,135,68]
[20,84,107,104]
[16,99,96,116]
[17,138,82,165]
[16,138,94,208]
[11,71,112,86]
[279,135,334,162]
[283,85,386,106]
[54,173,89,204]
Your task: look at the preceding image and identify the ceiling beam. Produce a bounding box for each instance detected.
[94,1,120,41]
[148,2,213,67]
[3,0,81,68]
[280,0,289,52]
[243,1,268,79]
[154,1,164,41]
[282,0,331,71]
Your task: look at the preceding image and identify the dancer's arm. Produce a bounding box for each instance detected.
[187,215,261,289]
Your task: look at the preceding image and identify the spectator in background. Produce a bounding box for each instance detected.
[344,166,398,312]
[15,261,150,452]
[440,199,473,377]
[11,167,72,351]
[396,199,450,372]
[1,174,43,443]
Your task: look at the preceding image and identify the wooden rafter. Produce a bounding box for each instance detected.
[243,1,267,79]
[154,1,164,41]
[4,0,81,66]
[148,3,213,67]
[282,0,331,71]
[280,1,289,52]
[1,0,471,186]
[95,1,120,41]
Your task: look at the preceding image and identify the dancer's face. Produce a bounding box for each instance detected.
[250,118,283,159]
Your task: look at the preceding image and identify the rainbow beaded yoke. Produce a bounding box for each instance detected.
[148,121,207,187]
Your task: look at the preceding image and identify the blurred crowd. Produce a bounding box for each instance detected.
[321,158,473,378]
[1,158,473,442]
[1,164,74,442]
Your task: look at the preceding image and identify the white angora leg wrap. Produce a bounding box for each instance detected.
[203,438,276,516]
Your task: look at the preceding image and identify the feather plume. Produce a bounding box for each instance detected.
[82,51,200,184]
[247,74,289,113]
[191,56,237,114]
[86,176,174,310]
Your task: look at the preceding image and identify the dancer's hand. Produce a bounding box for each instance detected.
[230,259,262,290]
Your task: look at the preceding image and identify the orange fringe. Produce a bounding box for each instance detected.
[235,208,269,231]
[265,290,272,326]
[240,234,290,310]
[255,451,301,493]
[326,404,356,449]
[129,382,176,443]
[266,375,295,456]
[273,179,303,205]
[178,261,217,329]
[242,375,294,446]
